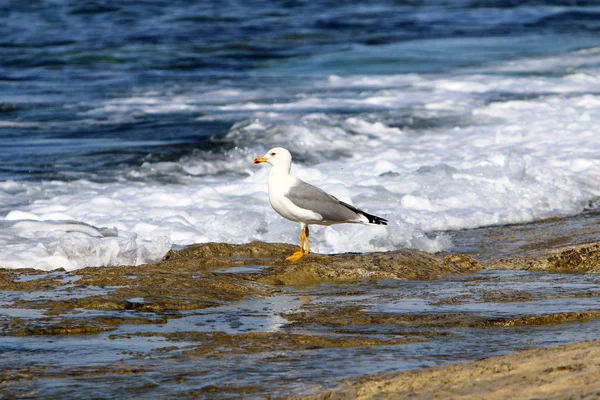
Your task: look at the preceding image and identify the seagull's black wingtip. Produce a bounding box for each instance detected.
[365,213,388,225]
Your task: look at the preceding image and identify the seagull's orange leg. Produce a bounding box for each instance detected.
[286,224,307,262]
[303,225,310,255]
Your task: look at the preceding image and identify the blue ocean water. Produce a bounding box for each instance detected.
[2,1,600,269]
[2,0,599,181]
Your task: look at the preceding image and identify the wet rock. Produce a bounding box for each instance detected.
[257,249,481,286]
[111,331,422,357]
[6,320,115,336]
[162,241,299,261]
[163,242,481,284]
[284,306,474,329]
[479,290,537,303]
[476,310,600,327]
[488,242,600,273]
[3,315,167,336]
[486,257,545,270]
[546,244,600,273]
[180,385,264,397]
[0,269,66,291]
[284,306,600,330]
[1,239,599,398]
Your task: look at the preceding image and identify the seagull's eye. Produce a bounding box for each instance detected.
[270,152,276,156]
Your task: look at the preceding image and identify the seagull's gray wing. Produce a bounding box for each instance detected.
[285,180,362,223]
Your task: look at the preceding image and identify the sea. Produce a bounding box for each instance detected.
[2,0,600,271]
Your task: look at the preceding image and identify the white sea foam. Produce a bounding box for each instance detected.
[3,49,600,270]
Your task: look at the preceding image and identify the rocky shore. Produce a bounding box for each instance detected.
[1,231,600,398]
[0,242,481,336]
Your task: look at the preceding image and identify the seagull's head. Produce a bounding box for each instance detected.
[253,147,292,168]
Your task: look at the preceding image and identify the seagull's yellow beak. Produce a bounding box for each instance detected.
[253,157,268,164]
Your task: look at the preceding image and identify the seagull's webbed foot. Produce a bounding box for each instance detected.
[286,251,305,262]
[286,225,310,262]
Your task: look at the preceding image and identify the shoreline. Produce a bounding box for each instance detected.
[1,224,600,397]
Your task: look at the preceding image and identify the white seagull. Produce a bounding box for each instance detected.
[254,147,387,261]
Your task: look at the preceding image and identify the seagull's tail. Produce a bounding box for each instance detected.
[362,211,388,225]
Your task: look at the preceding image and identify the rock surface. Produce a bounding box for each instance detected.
[2,240,600,399]
[489,242,600,273]
[300,338,600,400]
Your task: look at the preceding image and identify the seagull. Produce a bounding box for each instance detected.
[253,147,387,261]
